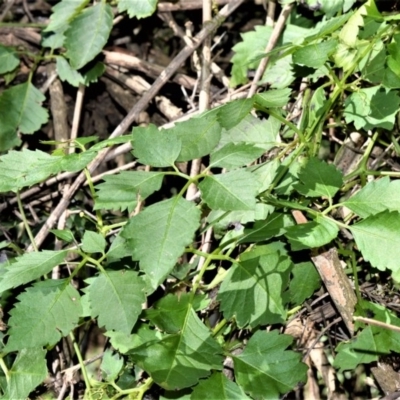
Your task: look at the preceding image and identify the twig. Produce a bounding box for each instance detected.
[247,3,293,98]
[28,0,246,251]
[186,0,213,200]
[70,84,85,153]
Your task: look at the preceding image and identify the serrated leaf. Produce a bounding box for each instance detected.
[0,45,19,74]
[285,216,339,250]
[45,0,89,33]
[51,229,75,243]
[289,262,321,305]
[293,39,337,68]
[295,157,343,198]
[65,3,113,69]
[5,279,82,352]
[231,25,272,87]
[191,372,251,400]
[131,306,223,390]
[239,212,292,243]
[219,113,280,151]
[118,0,157,19]
[260,54,295,89]
[350,211,400,272]
[145,293,209,333]
[343,177,400,218]
[94,171,164,213]
[209,143,264,169]
[132,124,181,167]
[249,159,280,193]
[85,270,145,334]
[171,112,221,162]
[81,231,106,254]
[254,88,292,108]
[0,250,67,293]
[106,235,131,263]
[121,197,201,288]
[0,82,48,138]
[216,98,254,130]
[344,86,400,131]
[233,330,307,398]
[334,300,400,372]
[101,349,124,382]
[199,170,260,211]
[218,252,292,328]
[2,348,47,400]
[0,149,94,192]
[57,57,105,86]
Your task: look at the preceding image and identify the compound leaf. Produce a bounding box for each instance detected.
[85,270,146,334]
[233,330,307,399]
[5,279,82,352]
[121,197,201,288]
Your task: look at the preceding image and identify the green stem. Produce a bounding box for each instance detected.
[0,356,10,383]
[16,191,38,252]
[70,332,92,397]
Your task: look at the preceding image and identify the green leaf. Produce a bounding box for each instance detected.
[94,171,164,213]
[344,86,400,131]
[219,114,280,151]
[106,234,131,263]
[249,159,280,193]
[0,250,67,293]
[293,40,338,68]
[121,197,201,288]
[233,330,307,398]
[295,157,343,198]
[0,82,49,142]
[2,348,47,400]
[289,262,321,305]
[57,57,105,86]
[131,306,223,389]
[145,293,209,333]
[350,211,400,273]
[81,231,106,254]
[51,229,75,243]
[218,251,292,327]
[5,279,82,352]
[239,212,292,243]
[199,170,260,211]
[359,40,386,84]
[343,177,400,218]
[260,54,295,89]
[216,98,254,130]
[191,372,251,400]
[101,349,124,382]
[334,301,400,371]
[85,270,146,334]
[285,216,339,250]
[132,124,181,167]
[45,0,89,33]
[118,0,157,19]
[254,88,292,108]
[230,25,272,87]
[209,143,264,169]
[65,3,113,69]
[0,45,19,74]
[172,112,221,162]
